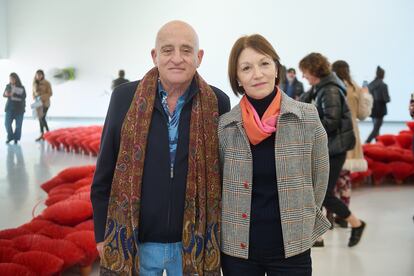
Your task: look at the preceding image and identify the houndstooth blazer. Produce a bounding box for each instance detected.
[218,91,331,259]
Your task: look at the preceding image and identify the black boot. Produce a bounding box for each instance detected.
[348,220,366,247]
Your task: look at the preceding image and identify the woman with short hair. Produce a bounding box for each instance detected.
[219,35,330,276]
[299,53,366,248]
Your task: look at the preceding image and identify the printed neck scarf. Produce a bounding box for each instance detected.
[240,88,281,145]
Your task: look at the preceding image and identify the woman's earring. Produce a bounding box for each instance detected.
[238,82,242,87]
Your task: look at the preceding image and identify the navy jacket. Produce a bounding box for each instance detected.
[279,78,304,99]
[91,78,230,243]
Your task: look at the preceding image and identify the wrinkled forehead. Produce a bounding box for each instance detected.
[155,24,199,50]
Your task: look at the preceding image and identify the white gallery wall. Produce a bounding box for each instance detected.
[1,0,413,120]
[0,0,7,59]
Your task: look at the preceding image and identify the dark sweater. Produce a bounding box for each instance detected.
[246,90,284,259]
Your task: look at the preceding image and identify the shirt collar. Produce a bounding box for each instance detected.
[157,79,191,101]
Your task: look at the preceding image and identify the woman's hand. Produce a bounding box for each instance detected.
[4,91,11,97]
[361,87,369,94]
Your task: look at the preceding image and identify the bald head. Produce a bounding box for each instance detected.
[151,20,204,92]
[155,20,200,51]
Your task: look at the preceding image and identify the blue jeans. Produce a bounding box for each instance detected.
[5,112,24,142]
[138,242,183,276]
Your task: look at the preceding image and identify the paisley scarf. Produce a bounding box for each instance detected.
[100,67,221,275]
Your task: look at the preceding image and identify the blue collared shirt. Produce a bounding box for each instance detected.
[157,80,189,176]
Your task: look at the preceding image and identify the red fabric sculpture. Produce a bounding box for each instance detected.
[0,263,36,276]
[41,200,93,226]
[12,234,51,251]
[65,231,98,266]
[0,228,32,240]
[12,251,64,275]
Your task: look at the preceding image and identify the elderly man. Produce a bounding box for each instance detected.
[91,20,230,275]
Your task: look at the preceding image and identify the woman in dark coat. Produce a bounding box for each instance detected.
[299,53,366,247]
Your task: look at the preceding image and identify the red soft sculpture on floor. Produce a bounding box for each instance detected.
[0,165,99,274]
[42,200,93,226]
[44,126,103,156]
[362,123,414,185]
[0,263,36,276]
[12,251,64,275]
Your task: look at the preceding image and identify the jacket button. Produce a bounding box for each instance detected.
[242,213,247,219]
[243,181,249,189]
[240,243,246,249]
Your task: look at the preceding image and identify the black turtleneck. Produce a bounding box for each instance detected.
[245,90,284,259]
[246,89,277,118]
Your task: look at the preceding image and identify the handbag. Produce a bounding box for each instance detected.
[30,96,43,118]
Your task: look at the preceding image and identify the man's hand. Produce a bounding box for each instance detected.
[97,242,104,258]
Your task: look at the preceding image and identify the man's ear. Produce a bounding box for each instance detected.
[151,49,158,67]
[196,49,204,68]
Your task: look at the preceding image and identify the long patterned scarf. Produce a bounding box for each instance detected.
[240,88,281,145]
[100,67,221,275]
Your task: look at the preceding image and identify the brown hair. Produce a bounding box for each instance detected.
[228,34,281,96]
[33,69,45,85]
[332,60,355,89]
[299,52,331,78]
[9,72,23,88]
